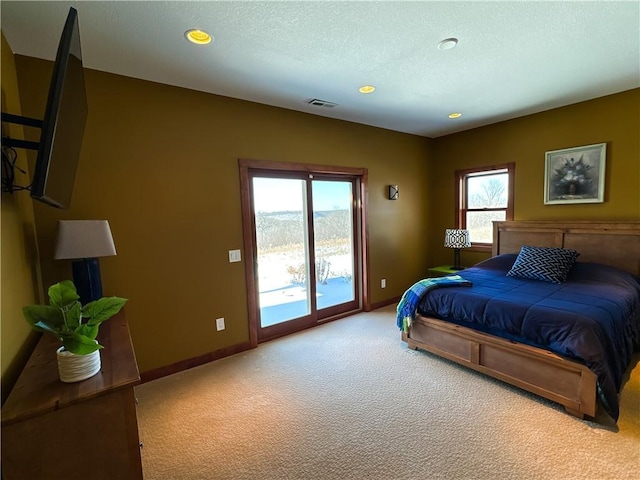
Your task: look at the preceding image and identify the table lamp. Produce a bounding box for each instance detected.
[54,220,117,304]
[444,228,471,270]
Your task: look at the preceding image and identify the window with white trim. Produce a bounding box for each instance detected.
[456,163,515,250]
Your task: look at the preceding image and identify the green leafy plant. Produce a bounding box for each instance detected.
[23,280,128,355]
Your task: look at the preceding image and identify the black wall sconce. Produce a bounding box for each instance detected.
[388,185,399,200]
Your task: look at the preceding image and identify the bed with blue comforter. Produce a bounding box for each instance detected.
[397,220,640,420]
[408,254,640,421]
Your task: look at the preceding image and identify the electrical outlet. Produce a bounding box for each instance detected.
[381,278,386,288]
[216,317,225,331]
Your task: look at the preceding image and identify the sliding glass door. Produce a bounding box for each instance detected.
[253,177,312,327]
[246,168,361,342]
[311,180,356,312]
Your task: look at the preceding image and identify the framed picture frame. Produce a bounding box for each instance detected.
[544,143,606,205]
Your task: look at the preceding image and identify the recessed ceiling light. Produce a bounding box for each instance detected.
[448,112,462,119]
[185,29,213,45]
[438,38,459,50]
[358,85,376,94]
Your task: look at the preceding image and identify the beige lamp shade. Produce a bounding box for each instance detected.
[54,220,117,259]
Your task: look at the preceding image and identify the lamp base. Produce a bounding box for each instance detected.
[72,258,103,305]
[451,248,464,271]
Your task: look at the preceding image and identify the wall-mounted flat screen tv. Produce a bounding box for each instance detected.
[30,7,87,208]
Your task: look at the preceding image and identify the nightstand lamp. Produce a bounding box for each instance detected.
[54,220,117,305]
[444,228,471,270]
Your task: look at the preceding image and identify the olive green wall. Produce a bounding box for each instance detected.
[0,35,43,401]
[14,55,433,374]
[430,89,640,268]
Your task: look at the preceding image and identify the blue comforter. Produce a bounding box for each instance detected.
[416,254,640,420]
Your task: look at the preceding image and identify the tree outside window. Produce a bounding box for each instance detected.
[456,163,514,250]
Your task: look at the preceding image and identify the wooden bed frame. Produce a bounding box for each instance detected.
[403,220,640,418]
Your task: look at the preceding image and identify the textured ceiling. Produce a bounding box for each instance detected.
[2,1,639,138]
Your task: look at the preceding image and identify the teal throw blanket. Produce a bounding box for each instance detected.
[396,275,472,333]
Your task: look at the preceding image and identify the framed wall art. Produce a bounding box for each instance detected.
[543,143,606,205]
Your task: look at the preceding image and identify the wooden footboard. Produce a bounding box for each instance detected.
[404,315,598,418]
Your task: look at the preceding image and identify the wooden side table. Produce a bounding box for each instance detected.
[1,310,143,480]
[428,265,465,277]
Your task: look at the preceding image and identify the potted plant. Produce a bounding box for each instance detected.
[22,280,128,383]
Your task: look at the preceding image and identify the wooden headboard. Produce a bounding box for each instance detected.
[493,220,640,276]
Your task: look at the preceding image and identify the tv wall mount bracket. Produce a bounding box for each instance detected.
[1,112,43,193]
[1,112,43,150]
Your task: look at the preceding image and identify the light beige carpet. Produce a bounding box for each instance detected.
[136,305,640,480]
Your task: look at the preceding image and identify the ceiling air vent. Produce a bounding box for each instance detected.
[307,99,338,108]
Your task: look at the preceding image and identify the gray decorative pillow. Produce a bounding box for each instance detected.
[506,245,580,284]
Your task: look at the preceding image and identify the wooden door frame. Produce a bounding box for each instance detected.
[239,158,370,347]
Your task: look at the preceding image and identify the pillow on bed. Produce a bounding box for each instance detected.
[506,245,580,284]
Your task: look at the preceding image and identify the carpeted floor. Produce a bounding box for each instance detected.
[136,305,640,480]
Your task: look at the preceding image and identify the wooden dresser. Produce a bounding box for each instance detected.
[1,310,143,479]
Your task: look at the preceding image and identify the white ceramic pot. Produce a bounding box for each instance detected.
[56,347,101,383]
